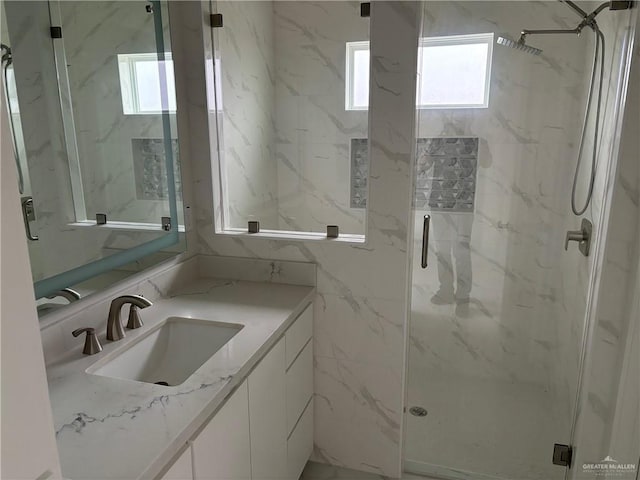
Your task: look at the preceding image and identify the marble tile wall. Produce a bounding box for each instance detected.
[173,1,421,476]
[215,1,279,230]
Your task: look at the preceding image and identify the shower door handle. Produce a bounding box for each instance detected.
[21,196,39,241]
[421,215,430,269]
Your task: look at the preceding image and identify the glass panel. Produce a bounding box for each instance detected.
[213,1,370,236]
[404,2,636,479]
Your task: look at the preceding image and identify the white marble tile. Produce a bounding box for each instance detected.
[314,294,404,367]
[197,254,316,286]
[312,356,403,477]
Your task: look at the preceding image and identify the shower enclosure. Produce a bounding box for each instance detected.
[404,2,637,479]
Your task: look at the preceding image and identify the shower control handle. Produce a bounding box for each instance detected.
[421,215,431,269]
[565,218,592,256]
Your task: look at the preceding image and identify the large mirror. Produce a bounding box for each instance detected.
[1,0,185,316]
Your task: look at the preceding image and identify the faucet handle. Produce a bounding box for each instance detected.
[126,305,144,329]
[72,327,103,355]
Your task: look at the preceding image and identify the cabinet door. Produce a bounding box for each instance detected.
[192,381,251,480]
[248,339,288,479]
[161,445,193,480]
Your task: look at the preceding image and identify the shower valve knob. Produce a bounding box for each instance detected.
[565,219,592,256]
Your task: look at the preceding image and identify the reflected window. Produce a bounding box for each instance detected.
[346,33,493,110]
[117,53,177,114]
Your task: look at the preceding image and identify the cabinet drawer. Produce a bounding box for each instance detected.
[287,399,313,480]
[285,304,312,369]
[286,340,313,435]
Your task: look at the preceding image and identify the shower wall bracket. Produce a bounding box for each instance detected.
[210,13,223,28]
[552,443,573,467]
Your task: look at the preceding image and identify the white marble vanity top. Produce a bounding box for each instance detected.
[46,277,314,480]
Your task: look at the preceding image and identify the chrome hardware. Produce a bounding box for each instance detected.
[21,196,38,241]
[248,220,260,234]
[421,215,431,268]
[210,13,223,27]
[106,295,153,341]
[409,406,428,417]
[72,327,102,355]
[327,225,339,238]
[126,305,144,330]
[96,213,107,225]
[161,216,171,231]
[552,443,573,467]
[46,288,81,303]
[565,218,592,256]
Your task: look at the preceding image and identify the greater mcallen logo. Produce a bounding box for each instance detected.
[582,456,637,476]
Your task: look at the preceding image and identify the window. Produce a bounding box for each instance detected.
[345,41,370,110]
[345,33,494,110]
[117,53,177,114]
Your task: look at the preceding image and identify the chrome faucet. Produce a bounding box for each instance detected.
[46,287,81,303]
[106,295,153,341]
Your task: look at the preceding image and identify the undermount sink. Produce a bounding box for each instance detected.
[88,317,243,386]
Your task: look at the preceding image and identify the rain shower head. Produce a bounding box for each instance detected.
[496,35,543,56]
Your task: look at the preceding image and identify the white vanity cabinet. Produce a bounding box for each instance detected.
[284,306,314,480]
[192,380,252,480]
[160,446,193,480]
[248,339,288,479]
[162,303,314,480]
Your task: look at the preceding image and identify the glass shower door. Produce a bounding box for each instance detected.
[404,2,636,479]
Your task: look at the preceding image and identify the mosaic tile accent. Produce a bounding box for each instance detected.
[350,138,369,208]
[415,137,478,212]
[350,137,478,212]
[132,138,181,201]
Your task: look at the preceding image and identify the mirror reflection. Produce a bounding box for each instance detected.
[1,0,185,316]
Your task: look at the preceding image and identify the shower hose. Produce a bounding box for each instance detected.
[571,26,605,216]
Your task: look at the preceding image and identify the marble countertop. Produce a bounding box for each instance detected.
[46,277,315,480]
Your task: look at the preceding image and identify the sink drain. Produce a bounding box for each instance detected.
[409,406,428,417]
[154,381,170,386]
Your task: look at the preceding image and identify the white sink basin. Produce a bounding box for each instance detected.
[88,317,243,386]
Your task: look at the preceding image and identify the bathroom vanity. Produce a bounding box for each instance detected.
[45,269,315,480]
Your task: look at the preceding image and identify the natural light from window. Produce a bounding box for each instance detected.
[346,33,493,110]
[118,53,177,115]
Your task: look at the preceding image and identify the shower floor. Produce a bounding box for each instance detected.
[404,366,569,480]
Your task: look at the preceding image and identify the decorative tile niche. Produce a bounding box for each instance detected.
[350,136,479,212]
[132,138,181,201]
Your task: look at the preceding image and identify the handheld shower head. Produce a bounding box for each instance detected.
[496,35,543,56]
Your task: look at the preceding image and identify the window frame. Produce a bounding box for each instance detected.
[417,32,494,110]
[345,32,494,111]
[117,52,176,115]
[345,41,370,111]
